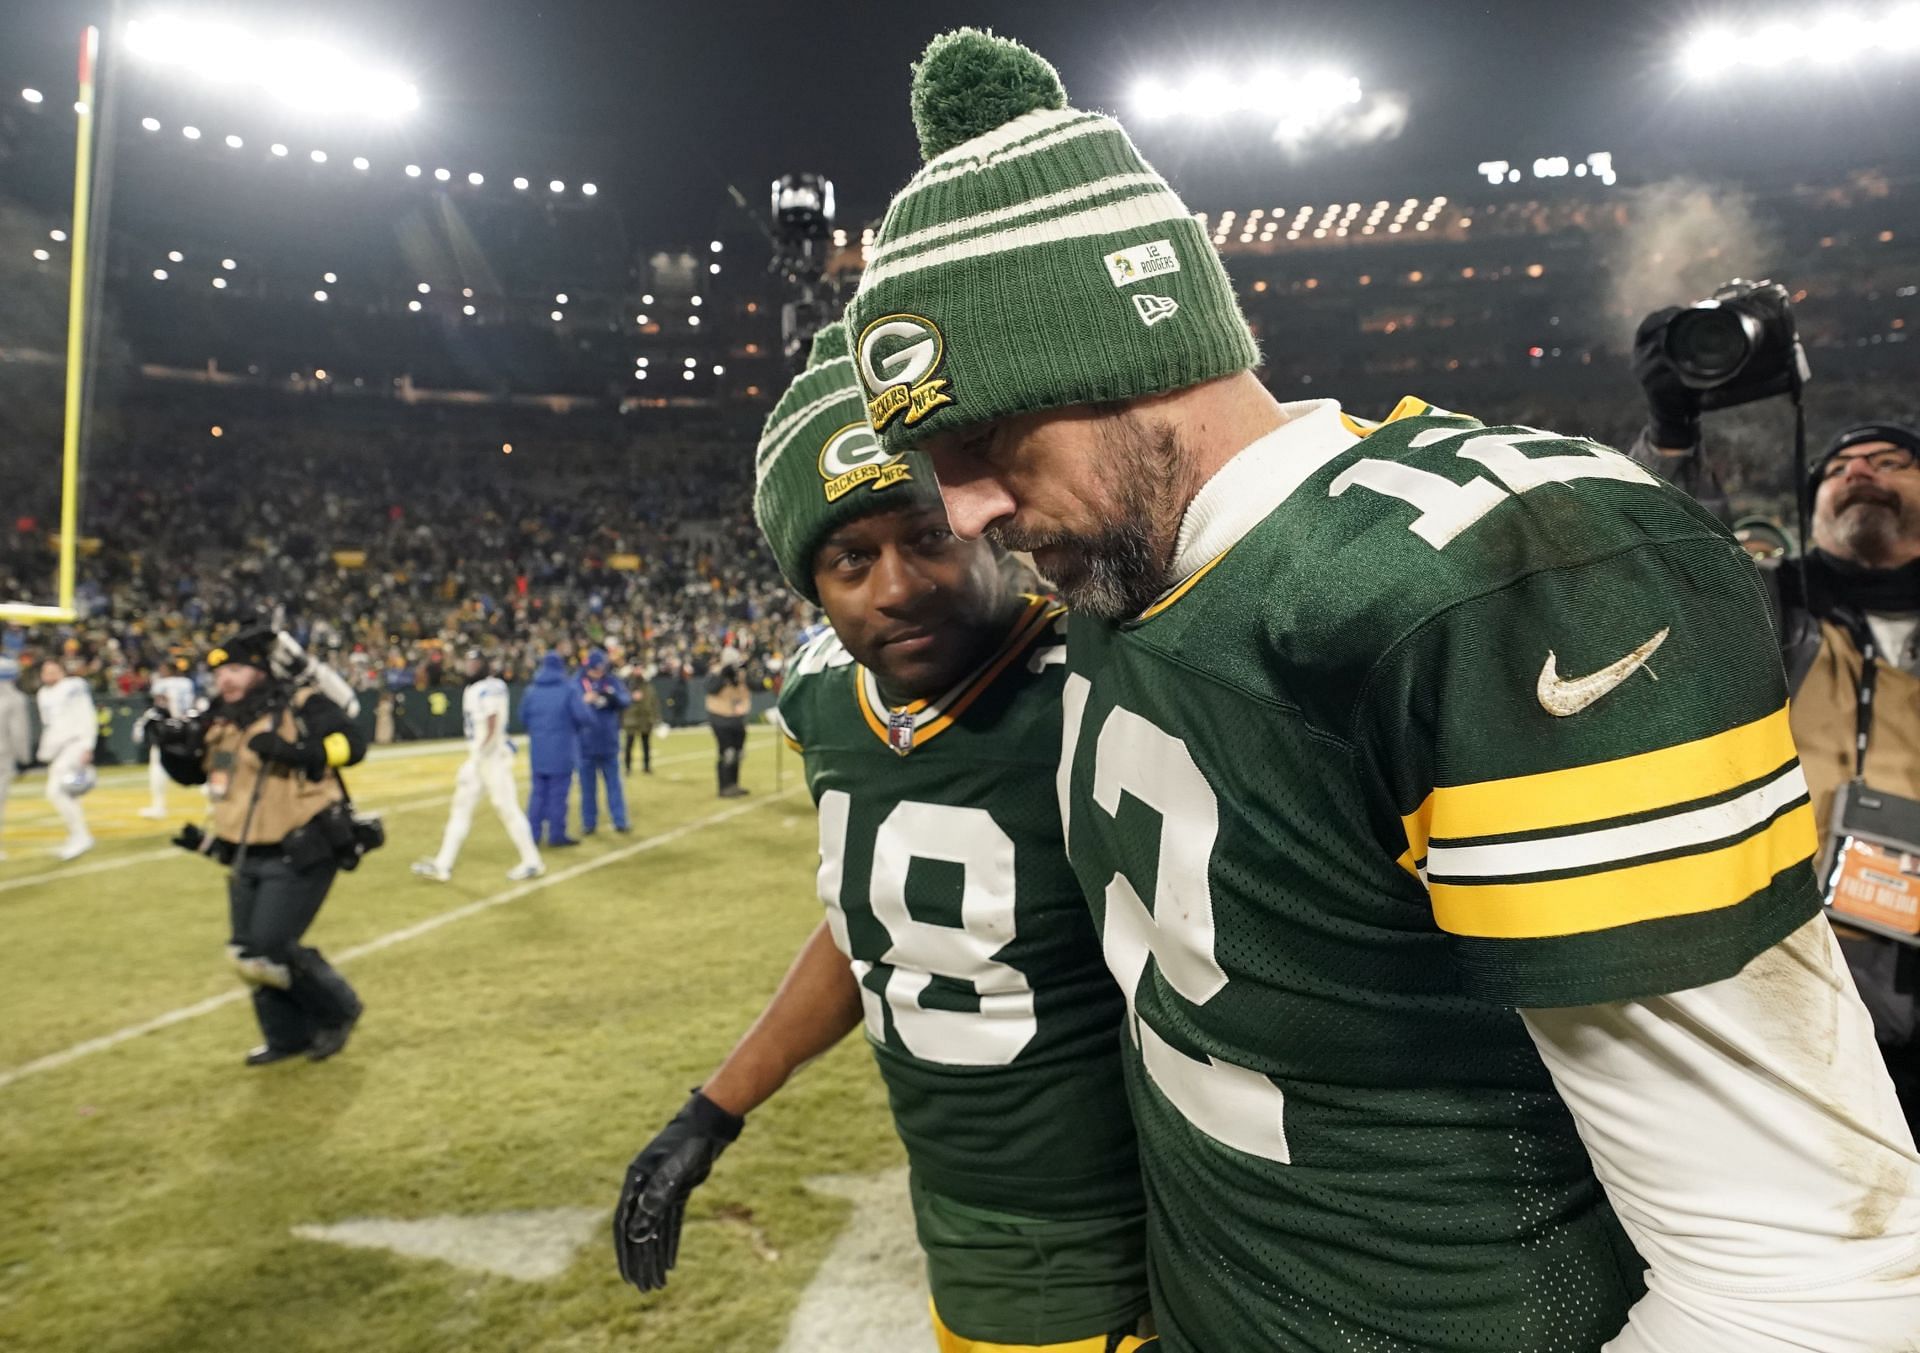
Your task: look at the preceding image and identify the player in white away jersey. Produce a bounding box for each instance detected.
[141,663,200,820]
[412,650,545,883]
[36,658,97,861]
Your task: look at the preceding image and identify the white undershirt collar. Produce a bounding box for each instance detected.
[1167,398,1362,582]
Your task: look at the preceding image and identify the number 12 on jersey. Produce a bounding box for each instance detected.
[1061,674,1291,1163]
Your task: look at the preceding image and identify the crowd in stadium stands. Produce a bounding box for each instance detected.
[3,368,1917,712]
[0,411,811,709]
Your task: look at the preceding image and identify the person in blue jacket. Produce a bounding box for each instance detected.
[519,652,591,848]
[576,647,632,835]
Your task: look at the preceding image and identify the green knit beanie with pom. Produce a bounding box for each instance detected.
[845,28,1258,452]
[753,322,948,602]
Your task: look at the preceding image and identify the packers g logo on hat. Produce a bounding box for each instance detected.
[818,421,915,503]
[856,313,955,431]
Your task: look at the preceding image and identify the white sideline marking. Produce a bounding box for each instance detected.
[0,788,798,1091]
[775,1168,930,1351]
[0,731,772,893]
[291,1207,603,1281]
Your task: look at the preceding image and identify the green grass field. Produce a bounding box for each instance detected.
[0,729,923,1352]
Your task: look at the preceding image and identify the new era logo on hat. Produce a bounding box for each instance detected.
[1133,293,1179,327]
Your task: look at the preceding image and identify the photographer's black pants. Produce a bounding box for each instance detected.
[228,853,361,1053]
[623,730,651,773]
[712,718,746,792]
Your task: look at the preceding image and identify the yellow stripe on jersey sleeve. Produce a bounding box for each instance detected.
[1403,705,1798,851]
[1430,802,1815,939]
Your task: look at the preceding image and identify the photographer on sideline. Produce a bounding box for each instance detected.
[704,647,751,799]
[1633,305,1920,1131]
[150,625,369,1067]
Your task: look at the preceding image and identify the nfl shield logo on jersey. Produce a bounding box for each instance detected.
[887,708,916,757]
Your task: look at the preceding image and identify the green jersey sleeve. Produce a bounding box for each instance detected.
[1354,532,1822,1008]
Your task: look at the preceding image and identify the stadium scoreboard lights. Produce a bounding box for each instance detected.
[1477,152,1617,187]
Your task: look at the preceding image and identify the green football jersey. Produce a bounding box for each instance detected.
[1057,399,1821,1352]
[778,597,1142,1220]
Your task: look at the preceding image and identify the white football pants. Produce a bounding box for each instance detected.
[149,746,170,812]
[434,752,541,872]
[45,748,91,846]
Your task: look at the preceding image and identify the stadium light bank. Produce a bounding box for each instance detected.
[122,16,419,117]
[1130,66,1362,132]
[1680,5,1920,80]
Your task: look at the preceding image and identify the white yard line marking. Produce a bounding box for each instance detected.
[0,732,772,892]
[0,848,183,896]
[0,787,799,1091]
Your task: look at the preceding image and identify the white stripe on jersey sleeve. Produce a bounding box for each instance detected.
[1521,917,1920,1351]
[1427,765,1808,880]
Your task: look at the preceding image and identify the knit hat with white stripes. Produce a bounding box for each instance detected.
[753,322,948,602]
[845,28,1259,453]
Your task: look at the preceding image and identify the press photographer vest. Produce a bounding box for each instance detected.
[1793,620,1920,840]
[204,689,344,846]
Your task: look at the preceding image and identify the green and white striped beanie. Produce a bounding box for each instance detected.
[753,322,947,602]
[845,28,1259,453]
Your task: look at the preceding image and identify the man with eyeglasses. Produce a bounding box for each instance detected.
[1635,364,1920,1132]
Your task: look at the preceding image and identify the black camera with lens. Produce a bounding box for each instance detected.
[1660,278,1811,412]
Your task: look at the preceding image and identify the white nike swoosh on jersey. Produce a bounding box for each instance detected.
[1536,627,1670,717]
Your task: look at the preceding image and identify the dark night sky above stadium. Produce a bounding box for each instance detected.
[4,0,1916,243]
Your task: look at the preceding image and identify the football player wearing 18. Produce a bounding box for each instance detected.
[612,324,1155,1353]
[848,30,1920,1353]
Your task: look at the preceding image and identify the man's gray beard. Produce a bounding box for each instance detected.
[988,416,1185,621]
[1829,499,1910,568]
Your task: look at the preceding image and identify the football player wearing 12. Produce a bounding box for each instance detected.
[846,30,1920,1353]
[613,324,1155,1353]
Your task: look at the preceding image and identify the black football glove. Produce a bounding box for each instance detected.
[248,731,325,778]
[1631,306,1704,450]
[612,1089,744,1293]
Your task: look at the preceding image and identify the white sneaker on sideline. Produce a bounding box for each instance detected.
[410,859,452,882]
[57,837,94,862]
[507,860,546,882]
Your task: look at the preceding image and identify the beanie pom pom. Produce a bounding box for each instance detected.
[910,29,1067,161]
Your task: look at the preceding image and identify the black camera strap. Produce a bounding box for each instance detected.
[1856,633,1881,782]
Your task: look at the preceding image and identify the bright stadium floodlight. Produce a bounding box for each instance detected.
[405,163,421,177]
[167,249,183,262]
[224,132,242,148]
[123,17,420,117]
[1131,63,1362,128]
[467,170,483,186]
[1681,6,1920,79]
[181,124,200,139]
[433,166,450,181]
[33,248,51,261]
[555,292,568,304]
[221,256,236,269]
[581,182,598,196]
[310,148,328,163]
[270,142,288,156]
[140,115,160,130]
[549,179,565,193]
[512,175,529,190]
[353,155,369,170]
[22,87,45,103]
